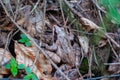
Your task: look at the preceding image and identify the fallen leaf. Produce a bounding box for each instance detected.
[0,48,11,76]
[15,42,52,80]
[78,36,89,55]
[0,48,12,65]
[81,17,100,32]
[0,66,9,75]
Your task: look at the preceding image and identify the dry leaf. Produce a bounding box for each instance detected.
[0,48,12,65]
[0,48,11,76]
[15,42,52,80]
[78,36,89,55]
[81,17,100,32]
[0,66,9,75]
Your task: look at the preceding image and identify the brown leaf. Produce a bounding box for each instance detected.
[0,66,9,75]
[81,17,100,32]
[15,42,52,80]
[0,48,11,76]
[0,48,12,65]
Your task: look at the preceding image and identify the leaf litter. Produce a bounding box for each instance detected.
[0,0,120,80]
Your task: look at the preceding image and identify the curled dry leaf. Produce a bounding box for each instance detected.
[78,36,89,55]
[81,17,100,32]
[15,42,52,80]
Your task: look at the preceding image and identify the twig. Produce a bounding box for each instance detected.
[63,0,82,18]
[30,0,41,14]
[42,0,47,32]
[104,62,120,65]
[0,1,70,80]
[0,31,13,66]
[92,0,106,32]
[105,33,120,48]
[88,48,92,78]
[107,39,118,58]
[91,0,106,13]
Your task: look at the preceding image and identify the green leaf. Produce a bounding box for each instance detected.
[24,73,38,80]
[11,66,18,77]
[18,64,24,69]
[25,42,31,47]
[31,73,38,80]
[20,34,27,38]
[18,39,26,43]
[23,74,33,80]
[4,63,10,69]
[24,38,30,42]
[10,58,17,67]
[25,67,32,74]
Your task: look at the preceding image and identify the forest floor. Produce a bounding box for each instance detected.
[0,0,120,80]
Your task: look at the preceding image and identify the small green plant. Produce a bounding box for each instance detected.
[18,34,31,47]
[4,58,24,76]
[24,67,38,80]
[4,58,38,80]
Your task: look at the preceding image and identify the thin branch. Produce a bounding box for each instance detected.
[0,1,70,80]
[105,33,120,48]
[91,0,106,13]
[30,0,41,14]
[63,0,82,18]
[107,39,118,58]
